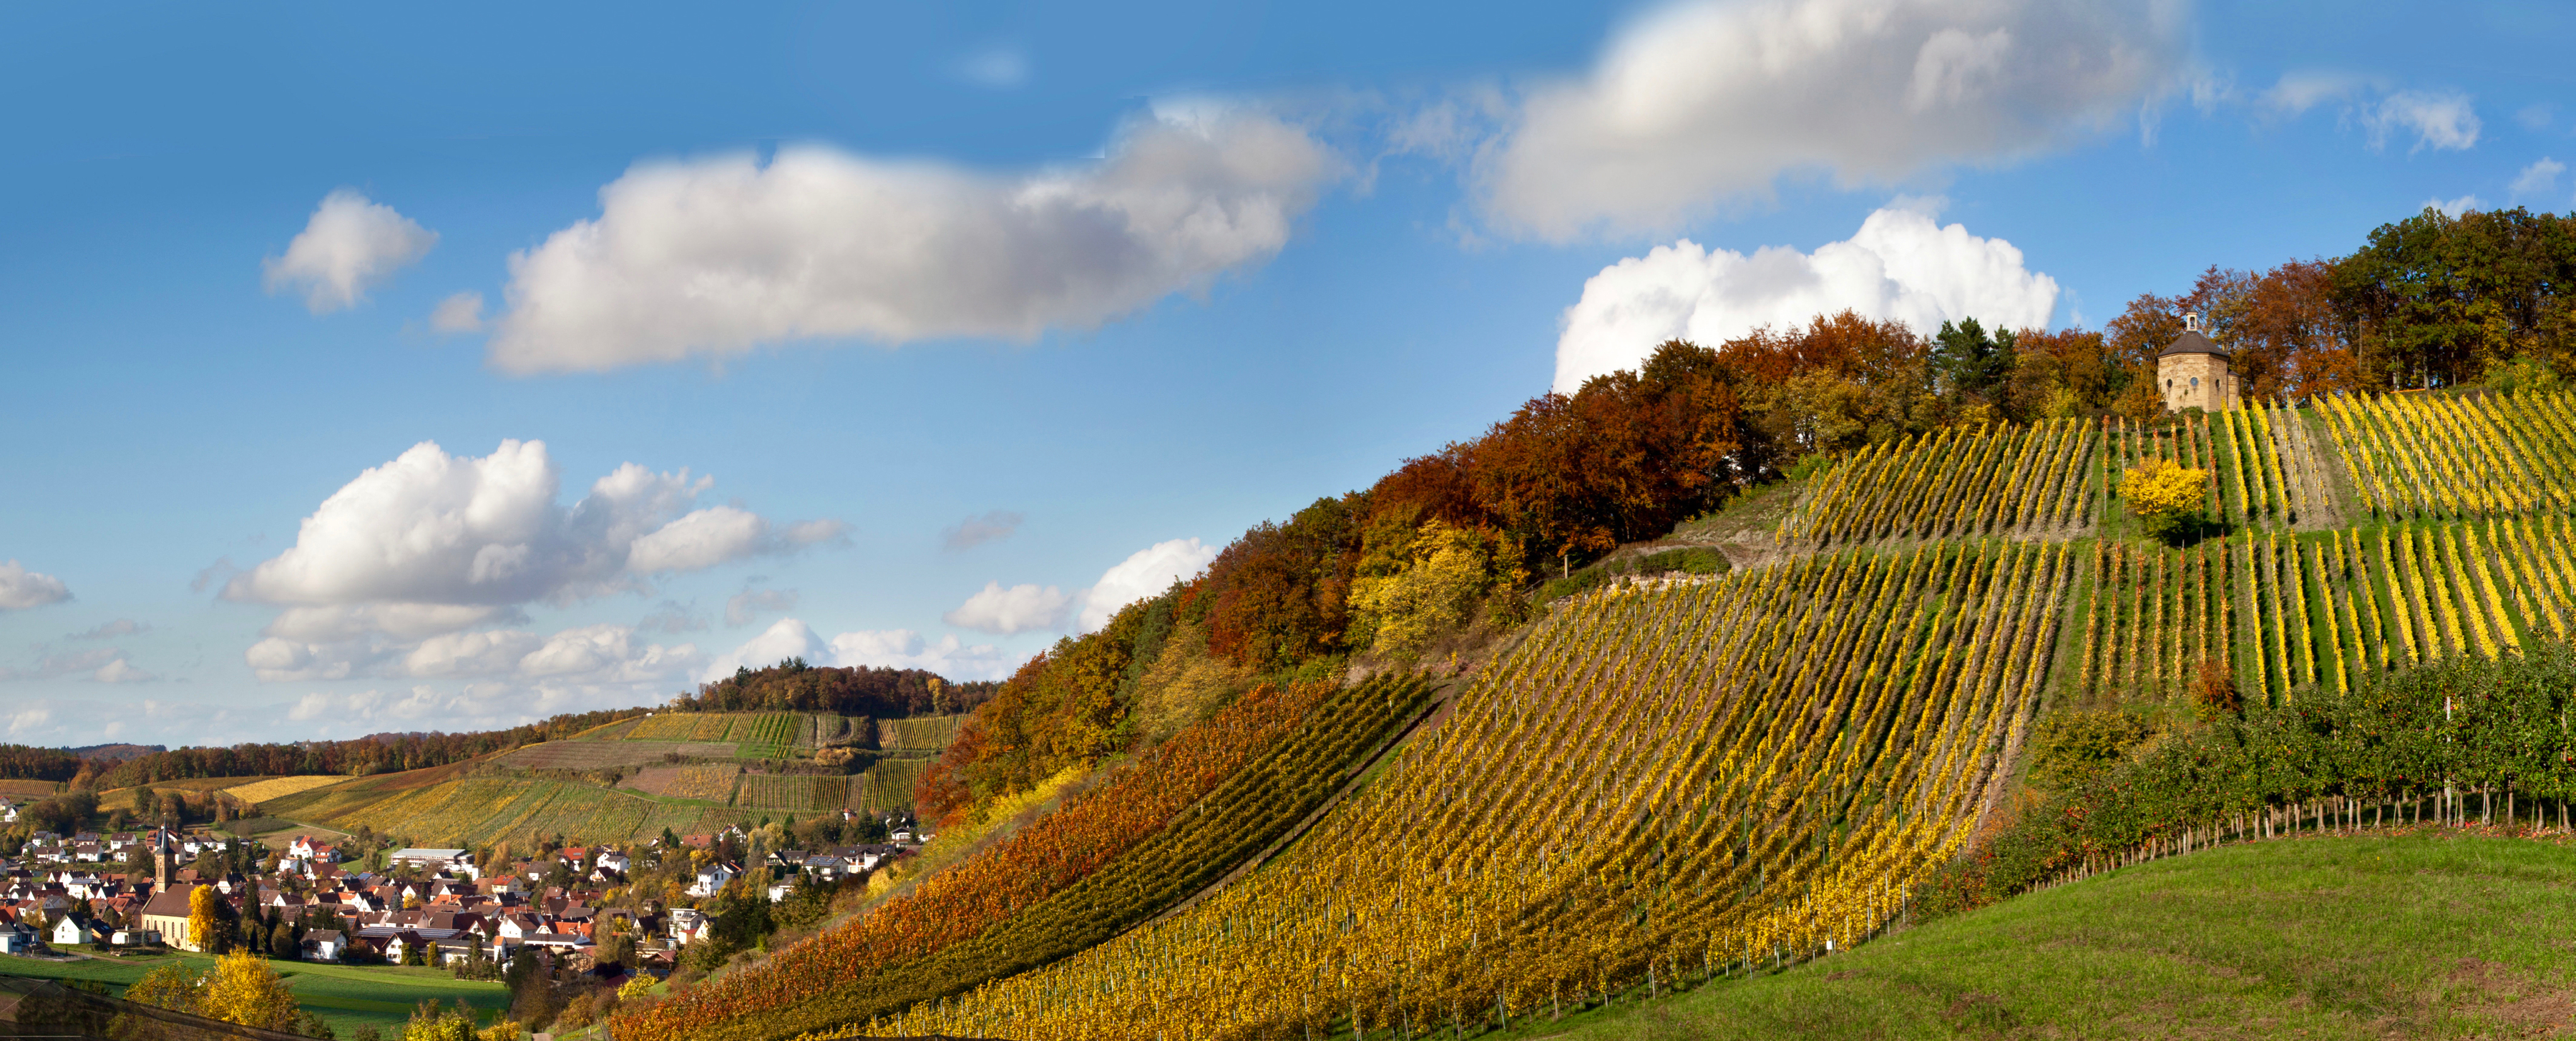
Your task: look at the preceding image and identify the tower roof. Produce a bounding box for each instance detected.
[2160,329,2228,359]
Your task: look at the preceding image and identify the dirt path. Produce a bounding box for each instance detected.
[2273,408,2348,530]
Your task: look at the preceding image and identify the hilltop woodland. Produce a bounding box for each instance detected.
[917,203,2576,827]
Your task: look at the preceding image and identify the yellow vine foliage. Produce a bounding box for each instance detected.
[2122,456,2207,521]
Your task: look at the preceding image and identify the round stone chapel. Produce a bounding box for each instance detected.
[2158,313,2237,412]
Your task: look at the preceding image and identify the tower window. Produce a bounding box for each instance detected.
[2191,376,2200,389]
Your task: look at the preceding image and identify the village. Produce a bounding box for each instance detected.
[0,798,928,985]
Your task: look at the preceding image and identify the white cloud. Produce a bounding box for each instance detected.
[1077,537,1216,632]
[225,440,834,617]
[943,582,1074,635]
[2518,104,2554,132]
[263,190,439,313]
[487,109,1337,373]
[955,45,1029,89]
[92,658,156,684]
[0,562,72,611]
[6,708,50,736]
[430,291,486,333]
[2259,71,2367,117]
[1477,0,2188,240]
[67,619,146,641]
[1554,199,2057,391]
[942,510,1025,551]
[2426,195,2482,218]
[2509,158,2564,200]
[638,600,706,635]
[701,617,827,682]
[725,586,799,627]
[2368,90,2480,152]
[401,630,545,678]
[827,629,1023,681]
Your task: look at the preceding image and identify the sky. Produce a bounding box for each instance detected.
[2,0,2570,748]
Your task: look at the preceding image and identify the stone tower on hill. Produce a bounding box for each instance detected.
[2160,313,2238,412]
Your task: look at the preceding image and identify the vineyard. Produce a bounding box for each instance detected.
[736,773,844,813]
[849,759,931,812]
[278,775,736,848]
[849,541,2068,1040]
[616,675,1438,1041]
[584,391,2576,1041]
[879,715,965,751]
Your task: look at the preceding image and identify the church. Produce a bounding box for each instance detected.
[2159,313,2238,411]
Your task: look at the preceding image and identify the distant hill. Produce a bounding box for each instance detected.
[62,743,163,763]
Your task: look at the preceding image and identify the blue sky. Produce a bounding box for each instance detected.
[2,0,2569,746]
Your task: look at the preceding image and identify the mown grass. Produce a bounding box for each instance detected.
[0,951,509,1036]
[1500,834,2576,1040]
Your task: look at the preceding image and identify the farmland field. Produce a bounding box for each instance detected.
[499,741,736,769]
[0,780,61,798]
[737,773,844,813]
[850,758,930,811]
[272,772,738,847]
[223,775,350,804]
[0,950,510,1037]
[624,765,741,803]
[879,715,964,751]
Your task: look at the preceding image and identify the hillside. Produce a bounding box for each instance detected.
[1516,833,2576,1040]
[611,379,2576,1041]
[253,710,970,849]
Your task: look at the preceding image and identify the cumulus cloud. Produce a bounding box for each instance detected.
[92,659,156,684]
[67,619,146,640]
[6,708,50,737]
[2510,158,2564,200]
[2367,90,2480,152]
[1077,537,1216,632]
[828,629,1022,681]
[487,108,1337,373]
[430,291,486,333]
[224,439,836,617]
[0,562,72,611]
[942,510,1025,551]
[726,585,799,627]
[1477,0,2188,240]
[700,617,827,681]
[263,190,439,313]
[1554,199,2057,391]
[703,620,1025,683]
[943,582,1074,635]
[2426,195,2482,218]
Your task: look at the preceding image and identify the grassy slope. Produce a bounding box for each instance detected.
[1507,834,2574,1041]
[0,951,509,1036]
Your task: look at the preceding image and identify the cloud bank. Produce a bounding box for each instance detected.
[701,619,1020,683]
[263,190,438,313]
[1555,200,2057,391]
[487,109,1337,373]
[1478,0,2189,240]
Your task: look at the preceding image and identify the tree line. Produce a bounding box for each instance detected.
[669,660,998,718]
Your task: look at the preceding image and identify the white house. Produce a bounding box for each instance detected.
[688,862,737,898]
[49,917,92,947]
[302,929,345,962]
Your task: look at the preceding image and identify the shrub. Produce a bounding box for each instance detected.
[2122,456,2208,542]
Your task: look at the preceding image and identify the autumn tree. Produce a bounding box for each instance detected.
[2122,457,2209,543]
[200,949,301,1031]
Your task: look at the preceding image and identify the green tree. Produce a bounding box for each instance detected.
[1933,317,2017,402]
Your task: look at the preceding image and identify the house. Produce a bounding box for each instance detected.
[302,929,345,962]
[665,907,703,942]
[109,929,160,947]
[137,884,203,952]
[0,925,31,954]
[688,862,737,898]
[49,916,92,947]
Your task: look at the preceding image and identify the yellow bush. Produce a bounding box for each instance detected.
[201,949,299,1030]
[2122,457,2207,538]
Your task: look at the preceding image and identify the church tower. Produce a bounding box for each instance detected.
[2159,313,2238,411]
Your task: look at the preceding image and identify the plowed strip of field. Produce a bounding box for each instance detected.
[224,776,349,804]
[500,741,736,769]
